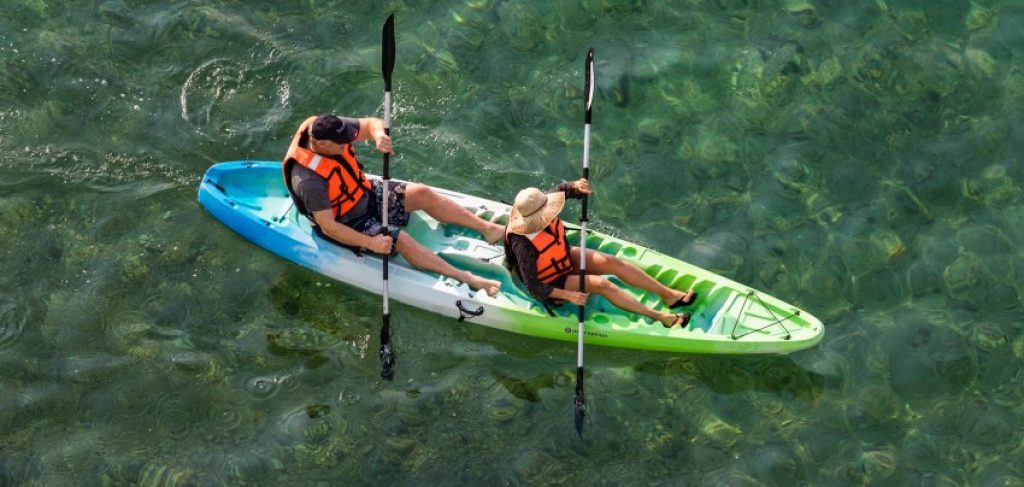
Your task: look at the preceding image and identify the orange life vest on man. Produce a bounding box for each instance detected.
[282,116,373,219]
[527,218,574,284]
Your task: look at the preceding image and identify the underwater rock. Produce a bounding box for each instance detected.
[957,399,1015,449]
[784,0,820,27]
[119,253,149,284]
[967,320,1013,351]
[267,327,342,355]
[62,353,130,384]
[484,398,519,423]
[856,268,908,308]
[659,78,718,119]
[699,412,743,448]
[963,165,1022,208]
[956,224,1014,275]
[747,443,803,484]
[747,193,806,232]
[906,261,944,297]
[802,56,842,87]
[798,265,845,304]
[636,117,673,149]
[395,397,428,428]
[154,392,198,440]
[800,349,849,393]
[965,47,995,77]
[700,467,763,487]
[966,3,996,32]
[682,240,744,276]
[731,48,766,98]
[971,466,1023,486]
[830,235,882,278]
[943,255,981,294]
[204,387,260,443]
[844,385,903,441]
[859,448,898,482]
[169,351,224,382]
[496,2,545,52]
[103,462,197,486]
[693,126,740,163]
[41,290,105,349]
[943,252,1018,310]
[223,453,280,485]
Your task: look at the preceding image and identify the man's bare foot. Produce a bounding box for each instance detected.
[482,223,505,245]
[467,275,501,297]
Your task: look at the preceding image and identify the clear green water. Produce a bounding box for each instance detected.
[2,0,1022,484]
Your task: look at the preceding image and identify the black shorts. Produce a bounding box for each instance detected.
[548,272,571,290]
[341,178,409,256]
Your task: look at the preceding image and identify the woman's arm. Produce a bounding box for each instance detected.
[549,287,589,306]
[550,178,593,199]
[508,234,557,301]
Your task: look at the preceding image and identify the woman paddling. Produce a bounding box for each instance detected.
[503,179,698,328]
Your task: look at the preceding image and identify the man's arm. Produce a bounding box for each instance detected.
[355,118,392,154]
[311,209,392,254]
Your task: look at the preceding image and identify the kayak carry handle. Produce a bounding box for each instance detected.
[456,300,484,322]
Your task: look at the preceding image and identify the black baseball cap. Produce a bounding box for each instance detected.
[311,114,359,144]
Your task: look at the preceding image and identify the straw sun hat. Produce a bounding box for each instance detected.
[508,187,566,235]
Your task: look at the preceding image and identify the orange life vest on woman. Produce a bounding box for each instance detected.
[282,116,373,219]
[528,218,574,284]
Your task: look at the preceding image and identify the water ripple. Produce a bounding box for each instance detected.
[205,387,257,442]
[245,370,299,401]
[154,392,195,440]
[0,301,27,351]
[179,56,291,141]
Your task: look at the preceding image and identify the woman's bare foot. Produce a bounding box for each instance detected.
[658,313,690,329]
[466,274,501,297]
[663,290,697,308]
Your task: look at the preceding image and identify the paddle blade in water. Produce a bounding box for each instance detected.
[574,394,585,437]
[380,343,395,381]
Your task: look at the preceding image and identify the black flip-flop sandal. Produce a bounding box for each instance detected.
[662,313,691,329]
[668,291,698,309]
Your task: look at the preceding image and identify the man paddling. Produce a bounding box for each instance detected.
[283,113,502,296]
[503,179,698,327]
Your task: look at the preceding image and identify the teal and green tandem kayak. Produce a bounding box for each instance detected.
[198,161,823,354]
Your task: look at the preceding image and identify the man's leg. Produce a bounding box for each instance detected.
[393,232,501,296]
[569,248,694,305]
[403,183,505,243]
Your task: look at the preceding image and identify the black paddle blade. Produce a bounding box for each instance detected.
[584,47,594,124]
[574,366,586,437]
[380,314,394,380]
[574,392,586,437]
[382,14,395,91]
[380,343,395,380]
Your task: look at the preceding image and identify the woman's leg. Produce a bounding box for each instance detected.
[564,274,681,327]
[569,247,693,305]
[403,183,505,243]
[394,232,501,296]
